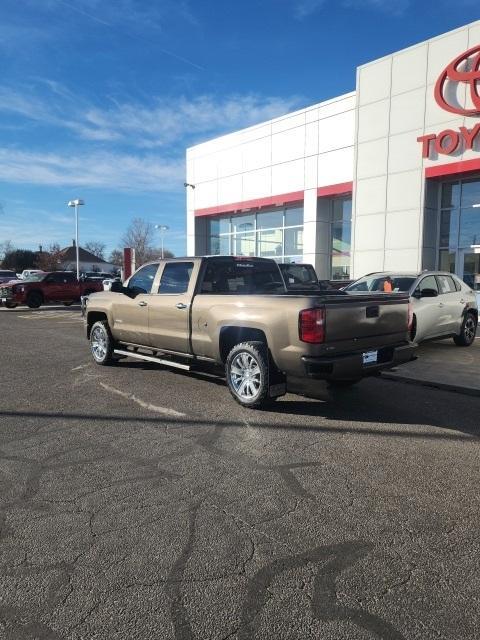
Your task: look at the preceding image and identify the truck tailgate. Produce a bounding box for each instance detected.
[324,294,409,343]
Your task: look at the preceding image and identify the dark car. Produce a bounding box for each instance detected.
[0,270,18,285]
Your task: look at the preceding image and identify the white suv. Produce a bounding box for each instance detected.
[345,271,478,346]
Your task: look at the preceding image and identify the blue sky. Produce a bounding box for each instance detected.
[0,0,478,258]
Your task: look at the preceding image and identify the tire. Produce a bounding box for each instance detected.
[328,379,361,388]
[90,320,116,365]
[453,312,477,347]
[26,292,42,309]
[226,341,273,409]
[63,300,75,306]
[4,302,17,309]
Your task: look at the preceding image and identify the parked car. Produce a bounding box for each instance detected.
[0,271,103,309]
[0,270,19,284]
[80,271,116,281]
[20,269,44,280]
[345,271,478,346]
[102,276,121,291]
[278,263,336,291]
[84,256,416,409]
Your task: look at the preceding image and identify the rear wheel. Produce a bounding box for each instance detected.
[226,341,273,409]
[63,300,75,306]
[90,321,116,365]
[453,312,477,347]
[26,292,42,309]
[4,302,17,309]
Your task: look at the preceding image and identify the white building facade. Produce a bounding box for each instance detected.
[186,20,480,289]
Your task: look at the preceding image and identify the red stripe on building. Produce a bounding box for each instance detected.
[194,182,354,217]
[194,191,304,217]
[425,158,480,179]
[317,181,353,197]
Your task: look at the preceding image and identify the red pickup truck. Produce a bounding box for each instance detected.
[0,271,103,309]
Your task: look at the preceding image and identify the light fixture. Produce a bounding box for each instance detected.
[67,199,85,280]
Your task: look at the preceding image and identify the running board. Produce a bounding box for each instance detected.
[113,349,191,371]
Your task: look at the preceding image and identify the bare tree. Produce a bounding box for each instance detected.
[84,241,106,260]
[121,218,156,266]
[36,243,62,271]
[0,239,14,263]
[108,249,123,267]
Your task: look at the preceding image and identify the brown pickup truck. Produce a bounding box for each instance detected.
[84,256,416,408]
[0,271,103,309]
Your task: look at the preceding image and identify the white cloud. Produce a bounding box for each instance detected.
[0,148,185,192]
[293,0,409,18]
[0,85,303,148]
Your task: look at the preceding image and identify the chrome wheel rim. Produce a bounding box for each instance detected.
[464,317,476,342]
[230,352,262,400]
[91,326,107,361]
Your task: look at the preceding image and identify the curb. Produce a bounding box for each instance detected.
[381,371,480,398]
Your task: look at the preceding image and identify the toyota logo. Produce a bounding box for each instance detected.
[434,44,480,116]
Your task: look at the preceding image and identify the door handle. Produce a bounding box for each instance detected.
[138,301,148,307]
[438,302,444,308]
[460,299,465,304]
[176,303,188,309]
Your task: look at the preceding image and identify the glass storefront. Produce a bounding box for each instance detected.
[330,197,352,281]
[438,176,480,289]
[207,205,303,263]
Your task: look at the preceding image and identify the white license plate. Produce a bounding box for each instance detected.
[1,298,6,303]
[362,350,378,365]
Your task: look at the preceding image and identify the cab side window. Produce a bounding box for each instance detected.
[158,262,193,294]
[128,263,159,295]
[418,275,438,294]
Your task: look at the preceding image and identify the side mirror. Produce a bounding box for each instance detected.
[420,288,438,298]
[110,281,124,293]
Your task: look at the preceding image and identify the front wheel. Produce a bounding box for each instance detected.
[226,342,273,409]
[63,300,75,306]
[453,312,477,347]
[26,292,42,309]
[90,321,116,365]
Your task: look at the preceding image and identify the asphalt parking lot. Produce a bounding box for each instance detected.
[1,305,480,640]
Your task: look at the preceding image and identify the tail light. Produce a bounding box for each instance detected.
[407,302,414,334]
[299,307,325,343]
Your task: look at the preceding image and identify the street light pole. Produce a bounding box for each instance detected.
[155,224,169,259]
[68,199,85,280]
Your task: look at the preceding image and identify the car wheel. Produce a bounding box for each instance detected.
[453,312,477,347]
[90,320,116,365]
[26,292,42,309]
[328,379,361,388]
[63,300,75,306]
[226,341,273,409]
[4,302,17,309]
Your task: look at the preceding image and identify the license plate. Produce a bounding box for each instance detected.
[1,298,6,303]
[362,350,378,365]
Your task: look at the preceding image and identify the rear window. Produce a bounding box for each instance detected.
[280,264,318,290]
[0,271,16,277]
[200,259,285,294]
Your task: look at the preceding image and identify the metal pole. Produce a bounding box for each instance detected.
[161,231,164,259]
[75,203,80,280]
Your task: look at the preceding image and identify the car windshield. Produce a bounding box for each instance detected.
[346,274,416,293]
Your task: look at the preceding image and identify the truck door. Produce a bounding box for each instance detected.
[148,261,196,354]
[111,263,159,345]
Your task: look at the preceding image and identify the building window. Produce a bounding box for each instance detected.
[207,205,303,263]
[330,197,352,281]
[438,176,480,289]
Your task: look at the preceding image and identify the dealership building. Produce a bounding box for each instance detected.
[186,20,480,287]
